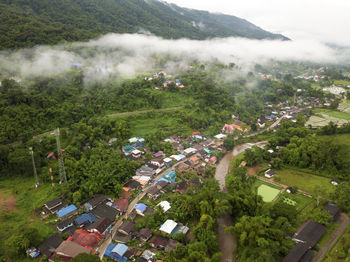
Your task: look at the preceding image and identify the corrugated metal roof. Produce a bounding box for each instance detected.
[56,205,77,218]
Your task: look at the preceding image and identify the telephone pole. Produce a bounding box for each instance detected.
[55,128,67,184]
[29,147,39,188]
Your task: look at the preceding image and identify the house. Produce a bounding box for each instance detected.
[123,145,134,156]
[286,187,293,194]
[153,151,165,158]
[57,218,74,232]
[112,199,129,214]
[172,224,189,235]
[163,157,173,167]
[83,195,109,212]
[113,232,132,244]
[67,229,102,250]
[188,177,202,187]
[38,234,64,259]
[183,148,197,155]
[132,175,151,186]
[124,248,140,260]
[159,219,178,234]
[156,180,168,191]
[104,243,128,262]
[131,149,142,158]
[129,137,144,143]
[175,162,189,172]
[165,239,179,252]
[264,169,275,178]
[214,134,227,140]
[44,198,67,214]
[118,221,135,236]
[136,165,156,177]
[92,203,118,222]
[74,213,98,227]
[282,243,313,262]
[87,217,112,235]
[134,203,148,216]
[123,180,141,191]
[293,221,327,248]
[150,159,164,168]
[162,170,177,183]
[57,205,78,220]
[150,236,169,250]
[331,178,340,186]
[135,228,152,242]
[54,241,90,260]
[157,201,171,212]
[324,204,341,222]
[172,142,184,152]
[147,186,161,200]
[175,181,188,194]
[190,156,199,165]
[209,156,217,164]
[141,250,155,261]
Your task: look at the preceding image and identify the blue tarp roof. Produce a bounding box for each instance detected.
[104,244,127,262]
[163,170,177,183]
[177,154,186,160]
[154,177,168,185]
[112,244,128,256]
[56,204,77,218]
[74,213,98,225]
[135,203,147,212]
[123,145,134,153]
[192,135,202,139]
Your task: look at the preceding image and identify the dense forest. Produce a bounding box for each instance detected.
[0,0,288,49]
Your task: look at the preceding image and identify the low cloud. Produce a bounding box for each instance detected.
[0,33,349,84]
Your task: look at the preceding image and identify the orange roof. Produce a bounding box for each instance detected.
[190,156,199,162]
[191,131,201,136]
[122,187,131,192]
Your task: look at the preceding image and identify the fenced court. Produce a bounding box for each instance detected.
[257,184,281,202]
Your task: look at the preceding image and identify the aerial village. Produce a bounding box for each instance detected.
[23,71,345,262]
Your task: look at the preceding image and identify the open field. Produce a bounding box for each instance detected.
[325,226,350,261]
[274,169,335,197]
[0,177,58,261]
[306,108,350,127]
[257,184,281,202]
[338,99,350,114]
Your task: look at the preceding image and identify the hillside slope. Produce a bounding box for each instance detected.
[0,0,289,49]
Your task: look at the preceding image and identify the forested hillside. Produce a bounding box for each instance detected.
[0,0,288,49]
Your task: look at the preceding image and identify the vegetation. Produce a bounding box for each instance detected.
[0,0,287,49]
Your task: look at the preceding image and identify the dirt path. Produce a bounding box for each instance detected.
[311,213,350,262]
[104,106,184,118]
[215,141,267,262]
[0,192,17,214]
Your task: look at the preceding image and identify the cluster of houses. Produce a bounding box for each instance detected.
[28,194,129,260]
[283,204,341,262]
[144,71,185,90]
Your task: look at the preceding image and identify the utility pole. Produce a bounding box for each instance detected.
[29,147,39,188]
[55,128,67,184]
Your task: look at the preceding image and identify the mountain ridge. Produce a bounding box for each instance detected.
[0,0,289,49]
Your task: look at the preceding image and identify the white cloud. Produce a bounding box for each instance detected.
[163,0,350,46]
[0,33,349,84]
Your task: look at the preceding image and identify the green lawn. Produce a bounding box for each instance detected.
[334,80,350,86]
[257,184,281,202]
[274,169,335,197]
[324,134,350,148]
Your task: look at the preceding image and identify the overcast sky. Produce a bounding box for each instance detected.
[164,0,350,46]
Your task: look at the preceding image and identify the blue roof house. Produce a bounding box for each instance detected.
[74,213,98,227]
[104,244,128,262]
[163,171,177,183]
[56,205,78,219]
[122,145,134,156]
[135,203,147,216]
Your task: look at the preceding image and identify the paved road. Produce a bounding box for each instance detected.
[311,213,350,262]
[214,141,267,262]
[104,106,184,118]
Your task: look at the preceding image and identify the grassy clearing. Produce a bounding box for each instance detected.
[316,222,340,250]
[315,109,350,121]
[114,110,192,137]
[325,226,350,261]
[320,134,350,148]
[334,80,350,86]
[306,108,350,127]
[276,192,314,212]
[274,169,335,197]
[253,179,281,190]
[0,177,59,260]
